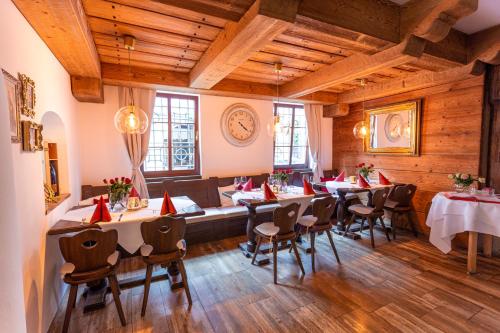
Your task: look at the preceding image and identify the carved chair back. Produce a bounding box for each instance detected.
[141,216,186,255]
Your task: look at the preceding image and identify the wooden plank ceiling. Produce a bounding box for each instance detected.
[13,0,499,104]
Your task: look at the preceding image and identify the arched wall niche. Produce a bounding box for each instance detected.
[41,111,69,195]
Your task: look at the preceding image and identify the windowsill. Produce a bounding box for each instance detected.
[45,193,71,215]
[145,174,202,183]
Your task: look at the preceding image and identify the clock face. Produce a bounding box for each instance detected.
[221,104,260,146]
[384,114,403,142]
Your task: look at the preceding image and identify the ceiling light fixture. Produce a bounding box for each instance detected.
[353,78,368,139]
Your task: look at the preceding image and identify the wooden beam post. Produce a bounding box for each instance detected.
[323,104,349,117]
[189,0,299,89]
[468,25,500,65]
[401,0,478,42]
[338,61,485,104]
[71,76,104,103]
[280,35,427,98]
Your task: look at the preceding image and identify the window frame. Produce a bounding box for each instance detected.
[143,92,200,178]
[273,103,309,170]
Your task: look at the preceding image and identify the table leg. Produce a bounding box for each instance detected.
[333,191,361,240]
[467,231,478,274]
[166,262,184,290]
[483,234,493,258]
[238,207,271,265]
[82,279,108,313]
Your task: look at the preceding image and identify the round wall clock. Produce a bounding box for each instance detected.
[384,113,403,142]
[220,103,260,147]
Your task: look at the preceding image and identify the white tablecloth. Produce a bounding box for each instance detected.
[324,180,391,194]
[426,192,500,253]
[61,197,197,253]
[231,186,314,217]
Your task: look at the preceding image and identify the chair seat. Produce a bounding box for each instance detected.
[60,250,120,281]
[297,215,317,228]
[384,199,399,209]
[348,204,375,216]
[393,205,411,212]
[254,222,279,237]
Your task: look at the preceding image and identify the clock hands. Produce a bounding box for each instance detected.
[238,121,249,132]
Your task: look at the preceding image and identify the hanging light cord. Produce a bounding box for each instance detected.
[276,68,280,104]
[127,47,134,106]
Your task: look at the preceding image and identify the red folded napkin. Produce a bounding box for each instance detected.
[129,187,140,199]
[160,191,177,215]
[303,179,315,195]
[263,181,277,201]
[378,172,391,185]
[93,197,109,204]
[320,177,335,182]
[90,196,112,224]
[357,174,371,188]
[444,193,478,202]
[334,170,345,182]
[236,183,243,190]
[242,178,254,192]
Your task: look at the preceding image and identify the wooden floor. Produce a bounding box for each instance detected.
[48,230,500,333]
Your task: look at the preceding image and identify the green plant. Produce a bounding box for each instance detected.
[448,173,485,186]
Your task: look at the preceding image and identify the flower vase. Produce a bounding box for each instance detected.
[454,183,470,193]
[109,190,127,211]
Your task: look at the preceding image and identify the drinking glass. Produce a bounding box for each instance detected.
[241,176,247,184]
[234,177,240,190]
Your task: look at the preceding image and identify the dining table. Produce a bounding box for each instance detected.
[223,186,330,265]
[320,180,394,239]
[48,196,205,312]
[426,192,500,274]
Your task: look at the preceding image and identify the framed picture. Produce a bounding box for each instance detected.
[2,69,21,143]
[19,73,36,118]
[363,99,422,156]
[22,120,43,152]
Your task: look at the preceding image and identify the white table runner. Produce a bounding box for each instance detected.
[231,186,314,217]
[426,192,500,253]
[61,197,197,253]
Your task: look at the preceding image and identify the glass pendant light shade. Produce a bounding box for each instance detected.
[114,104,149,134]
[353,121,368,139]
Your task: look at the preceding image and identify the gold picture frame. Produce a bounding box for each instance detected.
[19,73,36,118]
[22,120,43,152]
[2,69,22,143]
[363,100,421,156]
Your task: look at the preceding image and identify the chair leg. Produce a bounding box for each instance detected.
[359,218,365,233]
[273,241,278,284]
[344,214,356,236]
[251,236,262,265]
[62,284,78,333]
[368,218,375,248]
[291,238,305,275]
[178,260,193,307]
[326,230,341,264]
[391,212,397,240]
[310,232,316,273]
[109,274,126,326]
[379,216,391,242]
[408,212,418,237]
[141,264,153,316]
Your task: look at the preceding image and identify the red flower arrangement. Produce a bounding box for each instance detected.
[356,163,374,178]
[103,176,132,210]
[272,168,292,183]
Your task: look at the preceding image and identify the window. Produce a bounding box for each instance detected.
[143,93,199,177]
[273,103,308,168]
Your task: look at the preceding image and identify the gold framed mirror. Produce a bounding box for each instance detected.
[364,100,421,155]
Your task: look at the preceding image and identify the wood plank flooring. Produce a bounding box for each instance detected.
[48,230,500,333]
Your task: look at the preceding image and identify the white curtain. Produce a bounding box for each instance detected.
[304,104,324,182]
[118,87,156,198]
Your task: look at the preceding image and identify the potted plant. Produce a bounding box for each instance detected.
[356,163,374,179]
[103,176,132,211]
[448,173,485,193]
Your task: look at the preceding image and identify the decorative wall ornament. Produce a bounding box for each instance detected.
[19,73,36,118]
[220,103,260,147]
[2,69,21,142]
[22,120,43,152]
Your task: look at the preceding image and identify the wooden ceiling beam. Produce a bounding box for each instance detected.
[189,0,299,89]
[101,63,337,104]
[467,25,500,65]
[280,36,427,98]
[12,0,103,102]
[338,61,485,104]
[401,0,478,42]
[323,104,349,118]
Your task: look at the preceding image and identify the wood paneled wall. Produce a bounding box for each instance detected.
[332,75,485,240]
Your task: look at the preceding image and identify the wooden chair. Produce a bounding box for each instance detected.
[384,184,418,239]
[346,188,391,248]
[252,203,305,284]
[140,216,192,316]
[59,230,126,333]
[296,196,341,272]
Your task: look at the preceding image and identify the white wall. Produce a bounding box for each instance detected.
[78,86,334,184]
[0,1,82,332]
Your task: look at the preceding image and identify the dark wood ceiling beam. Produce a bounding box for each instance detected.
[467,25,500,65]
[12,0,103,102]
[189,0,300,89]
[101,62,338,103]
